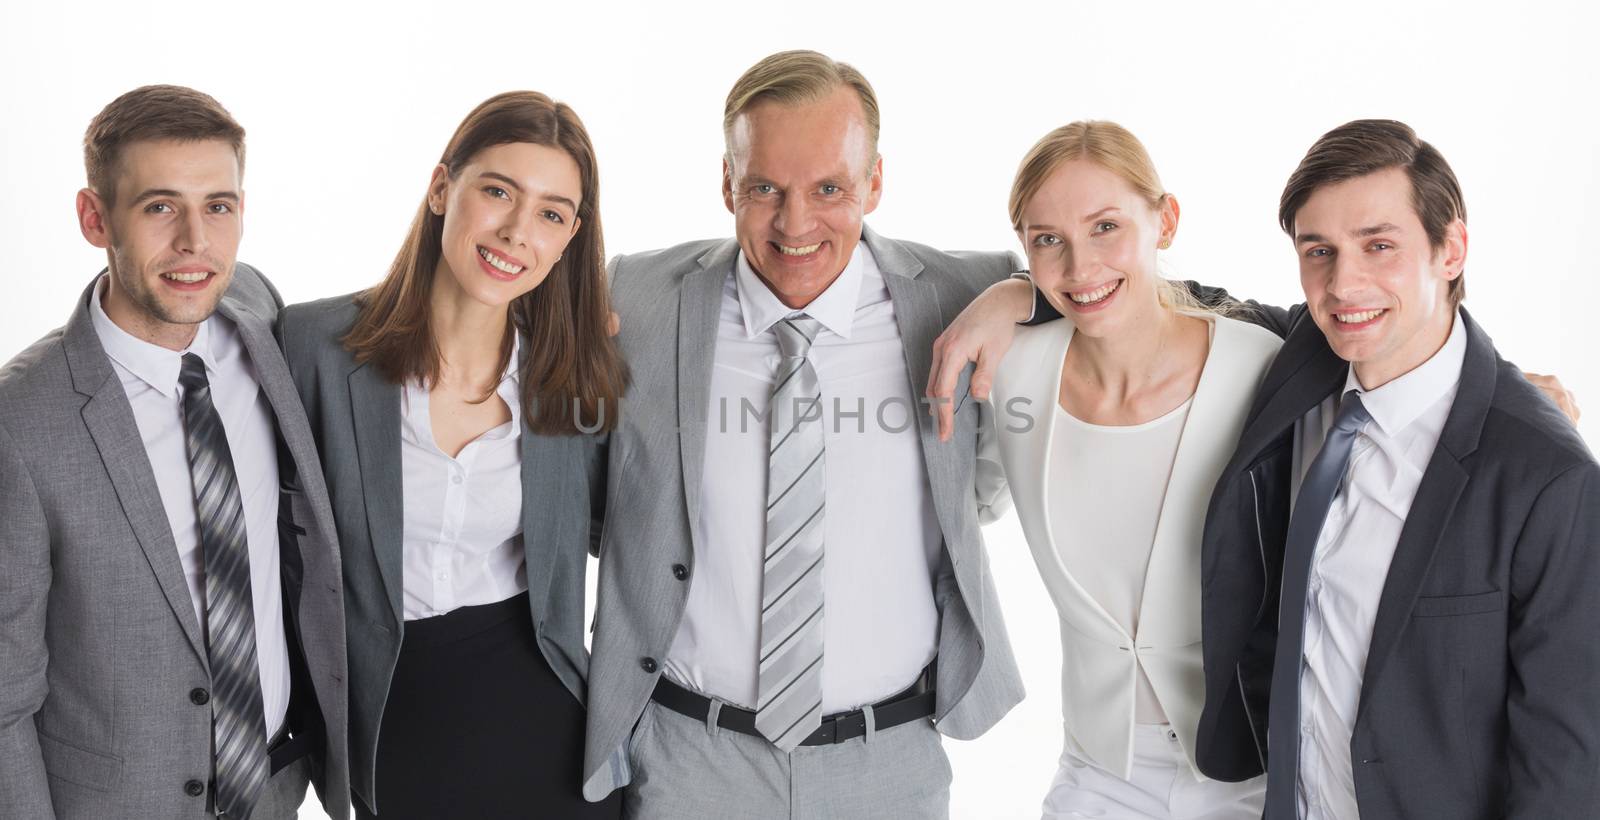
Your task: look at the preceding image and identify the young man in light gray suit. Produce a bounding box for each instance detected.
[0,86,349,819]
[581,51,1023,818]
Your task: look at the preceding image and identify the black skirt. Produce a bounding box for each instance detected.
[356,594,622,819]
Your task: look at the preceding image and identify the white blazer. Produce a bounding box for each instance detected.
[987,311,1281,779]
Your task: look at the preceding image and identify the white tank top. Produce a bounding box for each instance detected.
[1049,397,1191,724]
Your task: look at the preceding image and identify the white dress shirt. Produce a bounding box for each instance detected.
[1050,398,1192,725]
[398,336,527,621]
[89,277,290,739]
[664,244,943,712]
[1291,312,1467,819]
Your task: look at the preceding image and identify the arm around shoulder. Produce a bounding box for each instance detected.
[0,421,56,817]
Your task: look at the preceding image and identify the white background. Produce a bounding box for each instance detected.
[3,1,1596,817]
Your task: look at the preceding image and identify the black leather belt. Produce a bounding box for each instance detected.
[650,664,936,747]
[268,726,314,775]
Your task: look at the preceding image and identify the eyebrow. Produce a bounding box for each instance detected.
[481,172,578,212]
[1081,206,1122,222]
[130,189,240,205]
[1296,222,1403,244]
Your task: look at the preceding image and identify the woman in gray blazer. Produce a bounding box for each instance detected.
[276,92,626,819]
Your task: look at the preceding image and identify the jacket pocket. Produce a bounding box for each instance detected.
[1412,590,1504,618]
[38,730,122,792]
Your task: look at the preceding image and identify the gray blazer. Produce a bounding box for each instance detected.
[581,227,1026,799]
[0,266,350,819]
[276,294,600,812]
[1197,306,1600,818]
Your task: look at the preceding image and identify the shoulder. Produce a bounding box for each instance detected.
[1480,357,1596,478]
[0,327,70,420]
[994,320,1068,400]
[226,261,284,316]
[1210,313,1286,362]
[883,236,1019,287]
[610,238,730,284]
[277,292,364,367]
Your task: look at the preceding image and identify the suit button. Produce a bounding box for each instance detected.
[184,779,206,797]
[640,657,658,674]
[672,564,689,581]
[189,688,210,705]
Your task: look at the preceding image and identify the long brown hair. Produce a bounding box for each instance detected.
[343,91,626,434]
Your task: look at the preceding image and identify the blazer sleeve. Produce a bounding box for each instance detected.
[0,421,56,817]
[1506,461,1600,818]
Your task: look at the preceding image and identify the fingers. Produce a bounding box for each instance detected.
[932,344,969,443]
[607,311,621,337]
[1524,372,1582,425]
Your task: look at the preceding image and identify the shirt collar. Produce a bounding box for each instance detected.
[1342,309,1467,438]
[734,239,874,341]
[89,274,219,400]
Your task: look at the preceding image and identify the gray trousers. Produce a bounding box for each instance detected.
[623,700,952,820]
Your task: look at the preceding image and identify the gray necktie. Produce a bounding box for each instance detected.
[179,353,269,818]
[1264,390,1371,820]
[755,317,827,751]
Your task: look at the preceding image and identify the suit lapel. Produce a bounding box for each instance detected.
[519,337,570,622]
[1225,322,1347,474]
[677,243,735,548]
[1356,311,1494,719]
[64,276,209,666]
[347,361,405,624]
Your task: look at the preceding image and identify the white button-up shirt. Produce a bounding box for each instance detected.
[398,336,526,620]
[1291,312,1467,819]
[663,244,943,712]
[89,277,290,739]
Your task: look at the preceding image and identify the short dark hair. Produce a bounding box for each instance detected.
[83,85,245,207]
[1279,119,1467,306]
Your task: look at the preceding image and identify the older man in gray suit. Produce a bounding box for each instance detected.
[0,86,348,819]
[582,51,1023,818]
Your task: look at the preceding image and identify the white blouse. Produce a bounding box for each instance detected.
[1049,398,1192,724]
[398,340,527,621]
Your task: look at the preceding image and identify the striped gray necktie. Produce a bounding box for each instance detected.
[755,317,827,751]
[1264,390,1371,820]
[179,353,269,818]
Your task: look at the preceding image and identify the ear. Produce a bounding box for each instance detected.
[862,154,884,216]
[426,164,451,214]
[722,157,736,215]
[569,215,582,240]
[1157,193,1180,248]
[1438,218,1467,281]
[77,188,112,249]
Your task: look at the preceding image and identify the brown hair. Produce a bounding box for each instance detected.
[342,91,627,435]
[1010,120,1208,314]
[83,85,245,207]
[724,50,881,162]
[1278,119,1467,306]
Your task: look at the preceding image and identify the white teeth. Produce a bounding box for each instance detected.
[478,247,524,274]
[778,243,822,256]
[1068,281,1120,304]
[1335,309,1385,323]
[162,271,209,283]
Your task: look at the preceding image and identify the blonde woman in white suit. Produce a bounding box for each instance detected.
[955,122,1279,818]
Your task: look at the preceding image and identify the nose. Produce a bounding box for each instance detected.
[1326,253,1367,301]
[175,208,208,255]
[499,204,533,249]
[773,194,814,238]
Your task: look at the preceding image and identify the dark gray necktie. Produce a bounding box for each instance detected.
[1264,390,1371,819]
[755,317,827,752]
[179,353,269,818]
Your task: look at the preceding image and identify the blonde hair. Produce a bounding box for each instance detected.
[723,50,880,163]
[1010,120,1209,314]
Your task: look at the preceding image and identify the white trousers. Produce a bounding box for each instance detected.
[1041,724,1265,820]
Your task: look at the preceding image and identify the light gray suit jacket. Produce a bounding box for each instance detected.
[0,266,350,819]
[276,294,601,812]
[581,227,1026,799]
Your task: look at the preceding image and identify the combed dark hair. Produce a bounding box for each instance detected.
[83,85,245,206]
[342,91,627,435]
[1279,119,1467,306]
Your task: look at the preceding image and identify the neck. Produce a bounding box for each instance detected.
[428,265,511,390]
[1067,303,1182,401]
[1352,307,1456,390]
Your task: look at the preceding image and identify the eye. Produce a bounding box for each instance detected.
[145,202,173,214]
[484,186,510,199]
[1031,233,1061,247]
[1306,247,1332,258]
[1370,242,1393,251]
[1092,221,1117,234]
[820,184,841,195]
[542,209,565,225]
[753,183,776,195]
[208,202,233,214]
